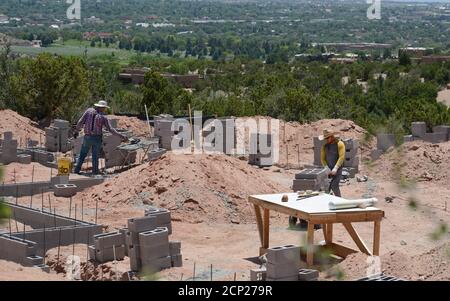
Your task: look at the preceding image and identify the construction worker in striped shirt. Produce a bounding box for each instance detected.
[319,129,345,197]
[73,100,128,175]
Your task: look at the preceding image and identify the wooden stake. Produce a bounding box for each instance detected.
[69,197,72,218]
[30,165,35,207]
[15,184,18,205]
[234,272,237,281]
[95,198,98,224]
[41,188,44,212]
[57,228,62,262]
[210,264,213,281]
[193,262,196,281]
[43,224,46,266]
[8,216,12,237]
[48,195,52,212]
[22,222,26,242]
[81,198,84,221]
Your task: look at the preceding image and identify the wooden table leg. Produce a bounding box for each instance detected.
[307,222,314,267]
[326,223,333,245]
[343,222,372,255]
[373,220,381,256]
[322,224,328,242]
[263,209,270,250]
[253,204,263,246]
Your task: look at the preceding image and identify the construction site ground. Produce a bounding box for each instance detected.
[0,111,449,281]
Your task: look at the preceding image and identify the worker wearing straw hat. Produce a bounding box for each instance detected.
[73,100,128,175]
[319,129,345,197]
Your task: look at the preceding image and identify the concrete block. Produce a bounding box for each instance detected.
[141,255,172,271]
[54,119,70,129]
[169,241,181,255]
[292,179,326,192]
[125,231,140,246]
[295,168,328,180]
[93,245,126,263]
[411,122,427,138]
[266,245,301,264]
[138,227,169,247]
[3,131,13,140]
[139,243,170,261]
[377,134,396,152]
[94,232,125,250]
[171,254,183,267]
[127,216,157,233]
[298,269,319,281]
[342,138,359,151]
[266,262,300,279]
[128,244,141,271]
[88,245,96,261]
[144,208,171,224]
[148,149,167,161]
[53,184,77,198]
[403,135,414,143]
[423,132,447,143]
[24,255,44,266]
[343,156,359,168]
[17,154,32,164]
[250,267,267,281]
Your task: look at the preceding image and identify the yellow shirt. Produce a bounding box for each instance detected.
[321,140,346,172]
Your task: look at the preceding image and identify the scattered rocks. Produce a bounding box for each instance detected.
[400,240,407,246]
[356,175,368,182]
[409,145,420,151]
[156,186,168,194]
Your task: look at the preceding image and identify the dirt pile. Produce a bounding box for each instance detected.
[236,117,372,167]
[75,152,288,226]
[0,109,44,145]
[335,242,450,281]
[369,141,450,183]
[108,115,151,137]
[0,259,63,281]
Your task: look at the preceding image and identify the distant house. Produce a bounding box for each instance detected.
[421,56,450,64]
[330,57,357,64]
[50,24,59,29]
[399,47,432,58]
[0,14,9,24]
[83,32,113,41]
[31,40,42,48]
[118,68,203,88]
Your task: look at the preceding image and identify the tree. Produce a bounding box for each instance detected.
[399,52,411,66]
[90,40,96,47]
[10,53,91,123]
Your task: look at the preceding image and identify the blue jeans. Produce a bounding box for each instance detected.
[74,135,102,174]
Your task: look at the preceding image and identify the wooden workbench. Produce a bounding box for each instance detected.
[248,193,384,266]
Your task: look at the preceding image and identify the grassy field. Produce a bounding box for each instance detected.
[10,42,157,64]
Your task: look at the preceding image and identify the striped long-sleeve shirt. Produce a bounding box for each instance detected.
[76,108,124,138]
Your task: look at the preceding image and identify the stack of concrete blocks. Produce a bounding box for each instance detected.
[342,138,359,178]
[0,235,45,268]
[89,232,126,263]
[266,245,301,281]
[139,227,172,272]
[423,125,449,143]
[126,215,159,272]
[27,149,56,166]
[102,130,135,168]
[169,241,182,267]
[53,184,77,198]
[411,122,427,139]
[154,119,183,151]
[148,148,167,162]
[0,131,18,164]
[144,208,172,235]
[202,119,236,155]
[127,208,178,272]
[45,119,71,153]
[371,133,395,161]
[293,168,328,192]
[248,134,274,167]
[313,137,324,166]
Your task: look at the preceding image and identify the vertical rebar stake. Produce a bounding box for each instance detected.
[69,197,72,218]
[57,228,62,262]
[95,198,98,224]
[43,224,46,266]
[41,188,44,212]
[193,262,196,281]
[30,165,35,208]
